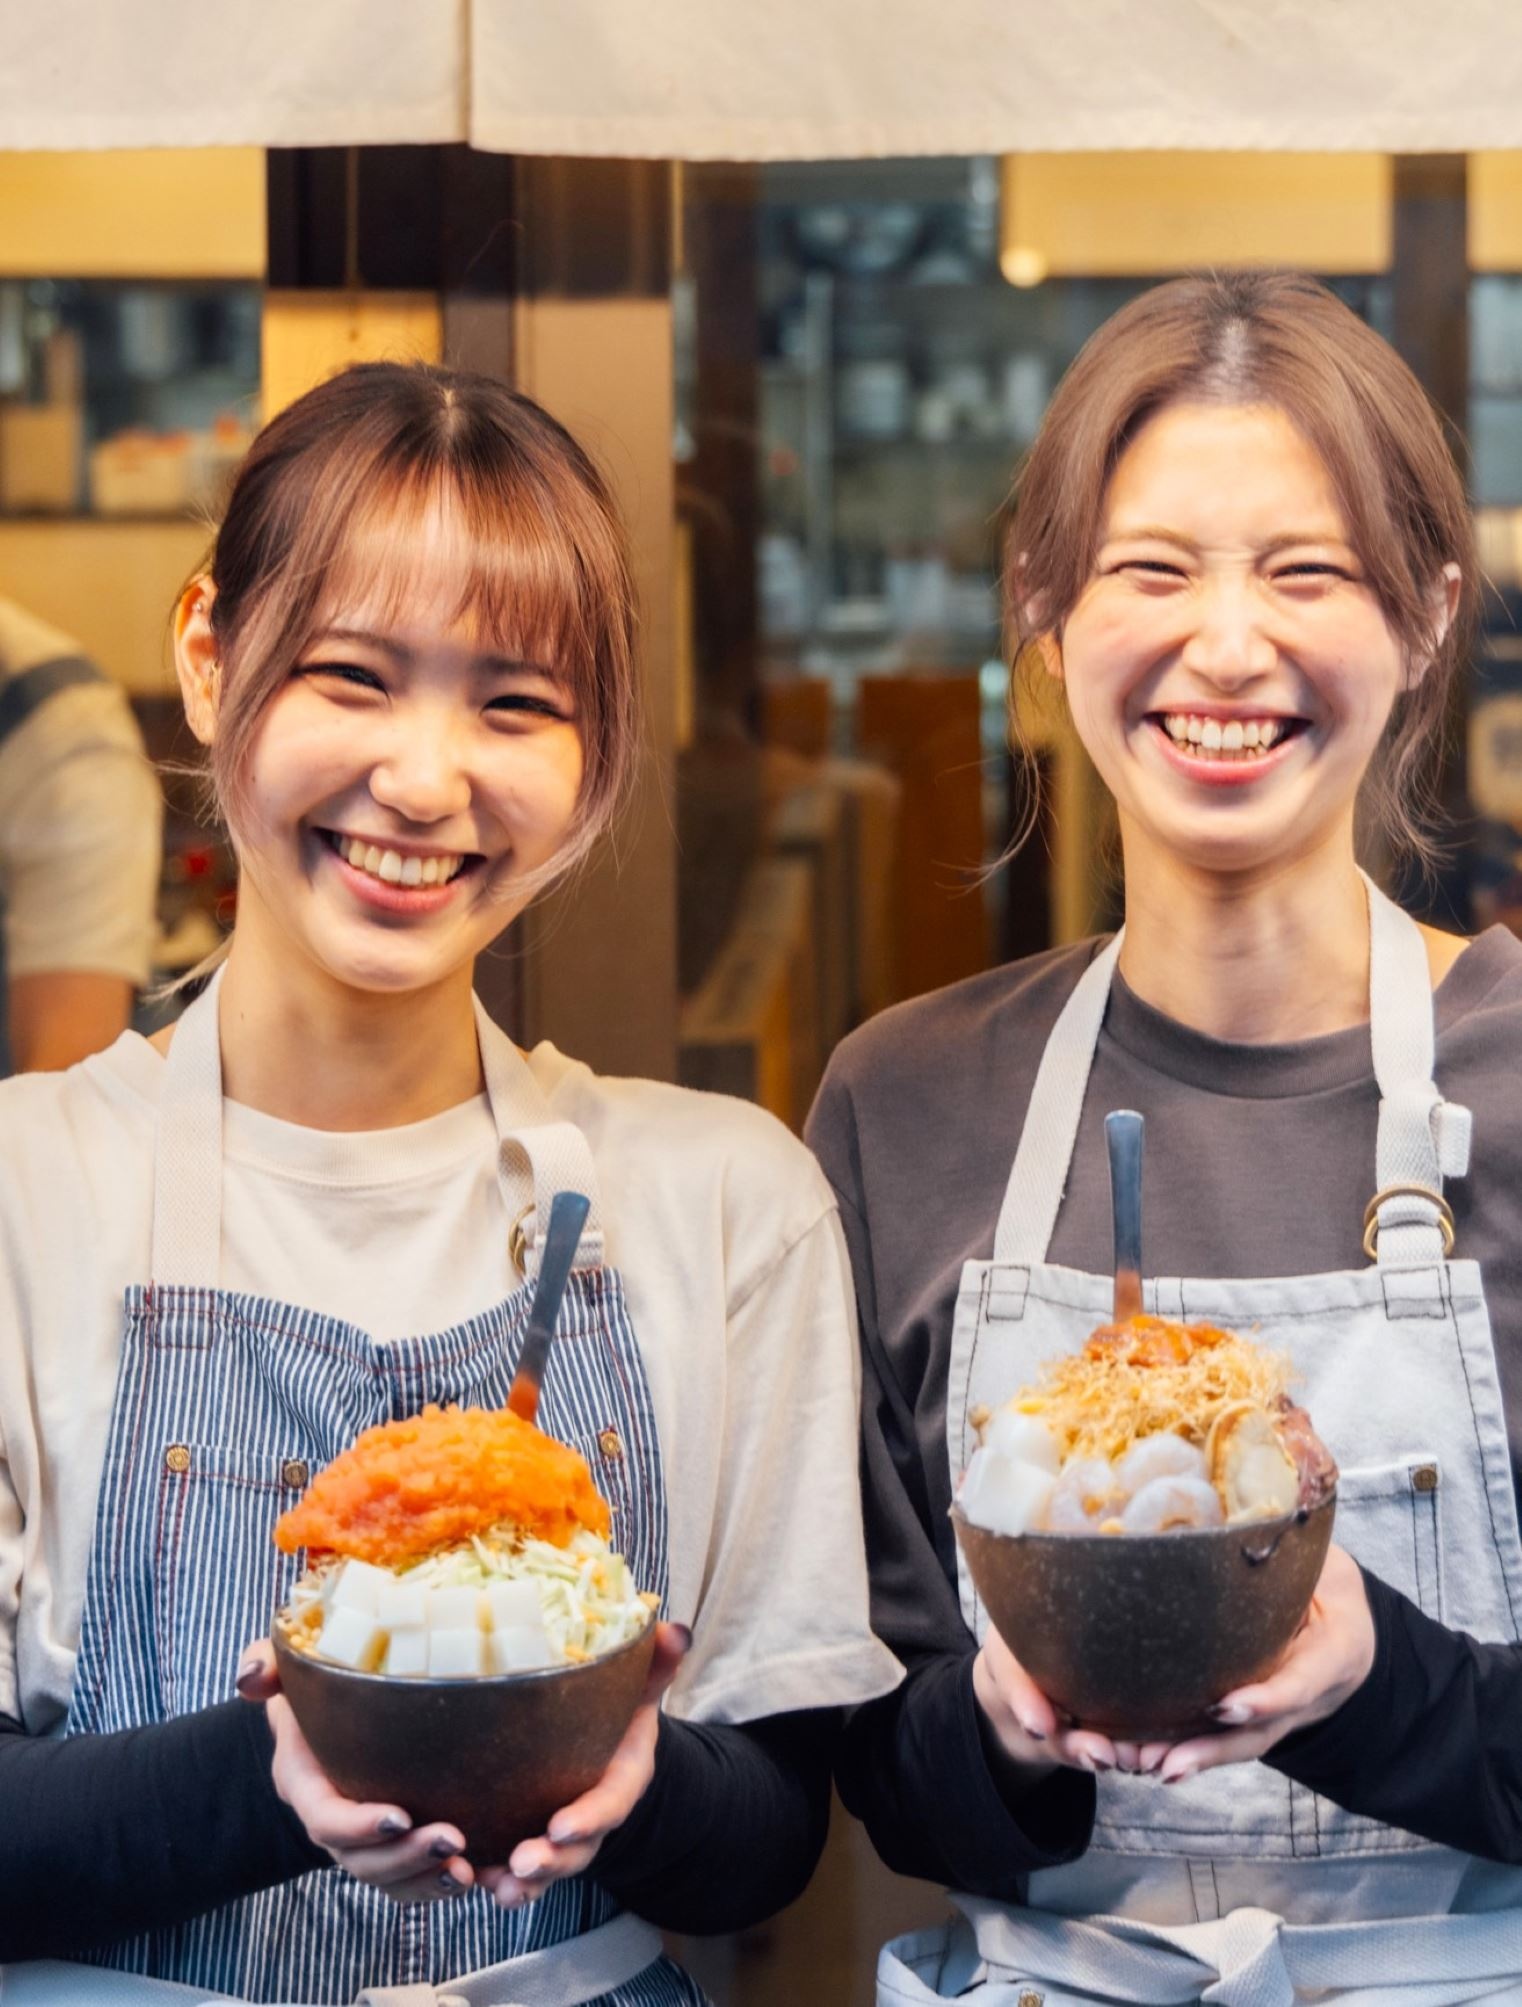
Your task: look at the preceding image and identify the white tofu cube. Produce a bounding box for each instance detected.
[374,1579,428,1630]
[317,1605,386,1671]
[427,1627,486,1678]
[484,1580,543,1632]
[383,1628,430,1678]
[328,1558,393,1616]
[959,1450,1056,1538]
[983,1409,1062,1473]
[428,1586,484,1631]
[488,1623,557,1674]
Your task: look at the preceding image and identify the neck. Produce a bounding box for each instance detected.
[215,919,483,1132]
[1116,824,1371,1044]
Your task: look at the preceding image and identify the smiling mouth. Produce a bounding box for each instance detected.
[1149,712,1310,763]
[317,829,484,888]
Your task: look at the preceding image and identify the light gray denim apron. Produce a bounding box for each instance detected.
[22,970,701,2007]
[879,878,1522,2007]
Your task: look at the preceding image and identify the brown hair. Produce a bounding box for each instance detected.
[1004,272,1475,865]
[201,360,640,885]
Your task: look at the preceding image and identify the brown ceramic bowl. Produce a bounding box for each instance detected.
[272,1611,658,1862]
[952,1495,1335,1739]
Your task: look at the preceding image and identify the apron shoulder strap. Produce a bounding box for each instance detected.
[992,934,1124,1266]
[148,974,608,1290]
[0,655,106,749]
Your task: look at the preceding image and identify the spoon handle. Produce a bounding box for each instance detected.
[507,1190,592,1423]
[1106,1109,1145,1325]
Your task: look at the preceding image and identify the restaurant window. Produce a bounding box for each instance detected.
[674,154,1401,1137]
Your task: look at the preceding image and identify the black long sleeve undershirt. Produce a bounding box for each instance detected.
[0,1700,324,1958]
[1266,1567,1522,1864]
[835,1650,1095,1899]
[0,1701,832,1959]
[595,1708,833,1933]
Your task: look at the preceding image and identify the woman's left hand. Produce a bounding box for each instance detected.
[475,1621,690,1910]
[1115,1545,1376,1784]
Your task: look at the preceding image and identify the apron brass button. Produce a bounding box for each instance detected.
[597,1427,625,1461]
[1413,1463,1439,1492]
[1018,1992,1045,2006]
[163,1444,191,1475]
[281,1458,309,1490]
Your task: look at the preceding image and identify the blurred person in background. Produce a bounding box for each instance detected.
[0,596,161,1072]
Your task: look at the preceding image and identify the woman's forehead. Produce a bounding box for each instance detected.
[312,493,565,657]
[1103,401,1350,542]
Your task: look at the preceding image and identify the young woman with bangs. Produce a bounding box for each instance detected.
[0,363,899,2003]
[808,274,1522,2003]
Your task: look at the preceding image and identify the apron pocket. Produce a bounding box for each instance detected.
[153,1444,309,1716]
[1332,1457,1443,1621]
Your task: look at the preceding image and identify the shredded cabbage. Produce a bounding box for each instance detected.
[286,1525,656,1669]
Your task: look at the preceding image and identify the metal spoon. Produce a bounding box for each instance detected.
[506,1189,592,1423]
[1106,1109,1144,1324]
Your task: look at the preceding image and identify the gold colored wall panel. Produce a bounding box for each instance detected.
[0,149,265,278]
[0,518,209,694]
[1001,153,1391,280]
[261,291,444,418]
[1471,153,1522,272]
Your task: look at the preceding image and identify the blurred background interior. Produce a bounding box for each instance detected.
[4,142,1522,1997]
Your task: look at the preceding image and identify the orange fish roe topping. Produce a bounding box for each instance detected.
[273,1405,611,1565]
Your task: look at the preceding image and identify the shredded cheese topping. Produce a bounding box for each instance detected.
[1009,1315,1292,1465]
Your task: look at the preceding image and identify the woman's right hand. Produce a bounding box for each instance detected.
[237,1641,476,1903]
[973,1628,1122,1778]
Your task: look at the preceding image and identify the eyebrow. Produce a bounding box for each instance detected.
[1100,525,1354,554]
[310,626,559,679]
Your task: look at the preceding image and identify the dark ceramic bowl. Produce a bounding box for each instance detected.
[952,1495,1335,1739]
[272,1611,657,1862]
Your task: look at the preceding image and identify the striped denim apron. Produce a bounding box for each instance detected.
[61,971,705,2007]
[879,878,1522,2006]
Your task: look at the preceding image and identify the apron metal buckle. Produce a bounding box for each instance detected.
[1362,1183,1455,1259]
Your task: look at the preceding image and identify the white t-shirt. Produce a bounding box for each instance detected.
[0,599,162,987]
[0,1033,901,1735]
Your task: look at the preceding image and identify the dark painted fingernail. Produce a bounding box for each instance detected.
[431,1836,458,1859]
[670,1624,693,1651]
[234,1656,262,1696]
[1019,1723,1047,1743]
[1209,1701,1252,1726]
[1082,1754,1113,1773]
[438,1870,464,1893]
[1163,1762,1197,1786]
[377,1814,410,1839]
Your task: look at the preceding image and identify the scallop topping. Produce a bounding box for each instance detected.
[957,1315,1337,1537]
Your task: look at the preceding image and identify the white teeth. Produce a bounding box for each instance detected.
[332,835,463,887]
[1155,715,1294,760]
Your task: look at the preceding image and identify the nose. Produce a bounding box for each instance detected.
[367,704,473,825]
[1179,577,1277,688]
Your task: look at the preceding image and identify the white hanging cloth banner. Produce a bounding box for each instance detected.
[468,0,1522,160]
[6,0,1522,158]
[1,0,466,151]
